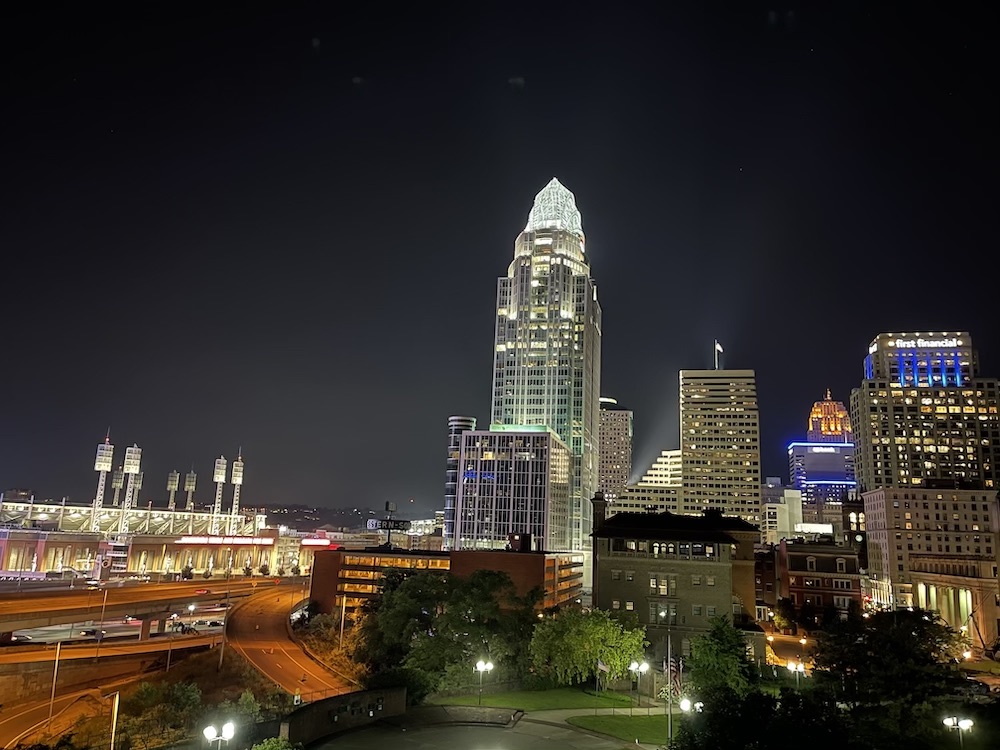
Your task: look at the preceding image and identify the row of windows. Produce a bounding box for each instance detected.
[610,600,720,618]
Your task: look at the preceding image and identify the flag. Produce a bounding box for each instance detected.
[597,659,610,673]
[665,656,683,697]
[715,340,724,354]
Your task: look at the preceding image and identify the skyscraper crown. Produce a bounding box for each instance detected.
[524,177,584,237]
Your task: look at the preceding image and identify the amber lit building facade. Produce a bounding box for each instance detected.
[309,545,583,615]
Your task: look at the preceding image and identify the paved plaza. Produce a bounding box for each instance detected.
[313,722,633,749]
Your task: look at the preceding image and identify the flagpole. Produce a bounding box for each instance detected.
[667,632,673,744]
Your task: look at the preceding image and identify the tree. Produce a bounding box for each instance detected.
[244,565,253,577]
[259,563,270,576]
[811,607,961,709]
[181,565,193,580]
[290,564,301,576]
[202,569,212,579]
[529,608,647,685]
[686,616,757,698]
[772,598,796,631]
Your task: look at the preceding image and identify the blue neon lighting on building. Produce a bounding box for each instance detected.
[786,441,855,450]
[801,480,857,486]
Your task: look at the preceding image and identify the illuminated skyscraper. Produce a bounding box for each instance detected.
[599,397,632,501]
[490,178,602,551]
[850,332,999,492]
[788,390,856,507]
[679,370,761,523]
[807,389,853,443]
[444,415,477,550]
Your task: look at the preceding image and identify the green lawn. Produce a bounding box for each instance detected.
[432,687,633,710]
[567,714,671,745]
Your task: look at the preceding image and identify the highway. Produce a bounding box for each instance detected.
[227,589,357,701]
[0,579,278,632]
[0,632,219,664]
[0,689,100,749]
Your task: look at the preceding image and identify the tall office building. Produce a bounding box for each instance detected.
[444,416,477,550]
[452,426,571,551]
[599,397,633,500]
[807,389,853,443]
[850,332,999,492]
[788,390,856,507]
[490,178,602,551]
[679,370,761,523]
[638,449,682,486]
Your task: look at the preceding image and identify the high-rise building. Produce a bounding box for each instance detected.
[444,416,477,549]
[637,449,682,486]
[788,390,856,510]
[863,486,999,651]
[490,178,602,551]
[452,426,571,551]
[679,370,762,523]
[807,389,853,443]
[599,397,633,500]
[849,332,999,492]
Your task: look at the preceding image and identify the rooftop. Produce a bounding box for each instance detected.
[595,509,758,542]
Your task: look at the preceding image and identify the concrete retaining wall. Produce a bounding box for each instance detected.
[0,652,165,702]
[280,687,406,746]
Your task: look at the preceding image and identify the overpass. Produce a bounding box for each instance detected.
[0,580,282,634]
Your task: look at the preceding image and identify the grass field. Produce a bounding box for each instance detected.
[433,686,634,710]
[567,714,671,744]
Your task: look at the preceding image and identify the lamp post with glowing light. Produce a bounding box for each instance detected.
[943,717,973,748]
[787,660,805,688]
[629,660,649,716]
[203,722,235,749]
[475,660,493,705]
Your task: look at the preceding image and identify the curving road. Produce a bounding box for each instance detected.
[227,589,356,701]
[0,580,274,632]
[0,632,219,664]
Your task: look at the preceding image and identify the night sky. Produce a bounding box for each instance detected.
[2,4,994,517]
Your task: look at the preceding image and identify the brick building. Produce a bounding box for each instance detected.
[591,494,762,660]
[776,539,862,623]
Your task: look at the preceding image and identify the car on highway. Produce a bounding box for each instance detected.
[122,615,137,623]
[209,620,224,627]
[194,589,211,595]
[80,628,106,637]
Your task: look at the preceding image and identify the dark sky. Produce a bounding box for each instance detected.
[1,3,995,517]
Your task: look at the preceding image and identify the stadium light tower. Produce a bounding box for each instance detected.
[184,469,197,509]
[228,451,244,535]
[91,434,114,532]
[110,465,124,507]
[167,470,180,511]
[117,445,142,534]
[211,456,227,535]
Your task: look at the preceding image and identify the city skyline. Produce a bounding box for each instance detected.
[1,5,994,514]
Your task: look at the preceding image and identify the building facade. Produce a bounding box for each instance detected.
[850,332,999,492]
[863,486,999,651]
[598,397,633,501]
[679,370,762,523]
[637,449,682,486]
[309,546,583,615]
[776,539,863,622]
[490,178,602,552]
[452,426,571,551]
[444,416,477,550]
[591,495,761,660]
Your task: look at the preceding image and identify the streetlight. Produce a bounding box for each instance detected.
[475,659,494,705]
[787,660,805,689]
[943,717,973,748]
[203,722,235,749]
[679,698,704,713]
[629,660,649,716]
